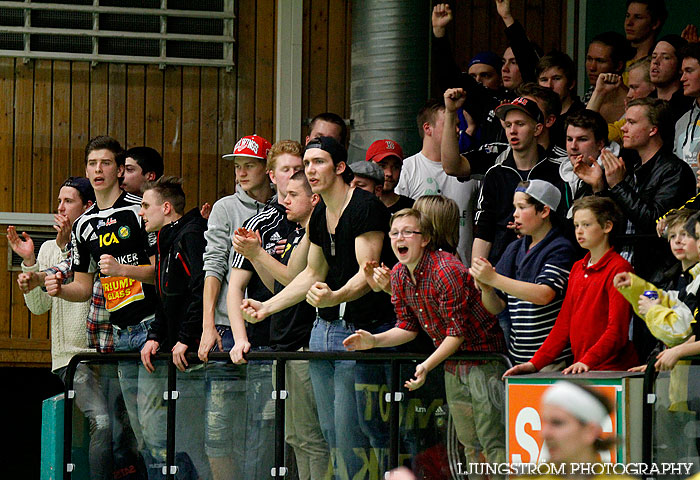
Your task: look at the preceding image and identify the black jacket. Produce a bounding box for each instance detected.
[474,146,572,264]
[608,148,696,285]
[147,208,207,349]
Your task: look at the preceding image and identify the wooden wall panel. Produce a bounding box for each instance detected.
[236,0,257,139]
[307,0,330,123]
[145,64,164,157]
[301,0,312,139]
[199,67,219,208]
[181,67,201,209]
[33,61,53,214]
[216,67,237,200]
[444,0,568,93]
[255,0,275,140]
[0,59,14,345]
[89,65,108,137]
[162,67,183,179]
[108,64,127,144]
[52,61,72,199]
[0,0,285,366]
[70,62,90,175]
[326,0,348,116]
[301,0,352,141]
[14,62,33,213]
[126,65,146,148]
[0,237,11,340]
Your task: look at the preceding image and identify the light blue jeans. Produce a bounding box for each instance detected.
[308,317,370,479]
[203,326,275,479]
[113,317,167,479]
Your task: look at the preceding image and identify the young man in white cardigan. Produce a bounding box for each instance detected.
[9,176,116,480]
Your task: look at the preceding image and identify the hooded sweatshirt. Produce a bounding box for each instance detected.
[674,100,700,171]
[203,187,275,326]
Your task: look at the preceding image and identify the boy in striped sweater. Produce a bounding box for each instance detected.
[471,180,576,367]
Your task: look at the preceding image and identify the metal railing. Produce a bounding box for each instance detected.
[646,354,700,480]
[61,350,512,480]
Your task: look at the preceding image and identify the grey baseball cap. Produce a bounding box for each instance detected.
[515,179,561,211]
[349,161,384,184]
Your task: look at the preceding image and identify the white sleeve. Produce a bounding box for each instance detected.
[21,242,54,315]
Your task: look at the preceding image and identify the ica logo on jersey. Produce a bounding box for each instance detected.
[99,232,119,247]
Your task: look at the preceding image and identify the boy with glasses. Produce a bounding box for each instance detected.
[344,208,507,476]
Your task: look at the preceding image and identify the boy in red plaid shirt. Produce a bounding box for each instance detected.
[344,208,507,475]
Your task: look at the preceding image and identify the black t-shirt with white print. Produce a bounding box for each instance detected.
[308,187,395,327]
[71,191,158,329]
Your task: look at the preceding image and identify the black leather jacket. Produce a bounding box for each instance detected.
[608,148,696,285]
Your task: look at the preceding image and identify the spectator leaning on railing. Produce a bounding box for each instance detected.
[344,207,507,471]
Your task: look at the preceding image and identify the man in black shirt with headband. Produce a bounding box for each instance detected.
[241,136,395,478]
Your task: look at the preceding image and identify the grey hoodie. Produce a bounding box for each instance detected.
[674,101,700,171]
[203,187,274,326]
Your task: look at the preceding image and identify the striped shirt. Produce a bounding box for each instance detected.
[71,191,157,347]
[495,228,575,364]
[230,201,295,348]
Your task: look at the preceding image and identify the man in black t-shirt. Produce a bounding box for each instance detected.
[241,136,394,479]
[46,136,166,477]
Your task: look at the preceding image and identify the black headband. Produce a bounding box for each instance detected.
[306,136,348,166]
[305,136,353,183]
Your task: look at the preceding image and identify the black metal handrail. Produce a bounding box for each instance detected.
[62,350,513,479]
[642,353,700,480]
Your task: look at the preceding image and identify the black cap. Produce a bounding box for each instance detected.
[61,176,95,204]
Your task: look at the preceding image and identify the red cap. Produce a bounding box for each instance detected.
[365,139,404,163]
[222,134,272,161]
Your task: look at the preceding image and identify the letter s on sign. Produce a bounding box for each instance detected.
[512,407,541,464]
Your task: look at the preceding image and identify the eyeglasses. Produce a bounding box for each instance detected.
[388,230,422,239]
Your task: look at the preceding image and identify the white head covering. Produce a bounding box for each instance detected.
[542,381,609,427]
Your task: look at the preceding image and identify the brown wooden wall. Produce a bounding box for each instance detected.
[0,0,568,366]
[435,0,568,96]
[301,0,353,138]
[0,0,284,366]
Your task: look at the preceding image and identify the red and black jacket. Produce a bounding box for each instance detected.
[147,208,207,350]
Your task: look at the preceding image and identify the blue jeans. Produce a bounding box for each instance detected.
[203,326,275,479]
[308,317,370,479]
[113,317,167,479]
[353,322,395,473]
[57,363,114,480]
